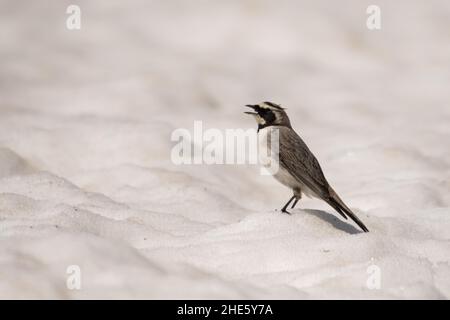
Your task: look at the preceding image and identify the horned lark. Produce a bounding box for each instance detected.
[245,101,369,232]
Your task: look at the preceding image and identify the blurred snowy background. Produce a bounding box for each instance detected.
[0,0,449,298]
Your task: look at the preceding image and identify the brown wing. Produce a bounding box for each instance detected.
[277,126,369,232]
[277,126,331,199]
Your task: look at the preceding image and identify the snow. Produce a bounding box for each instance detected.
[1,0,449,299]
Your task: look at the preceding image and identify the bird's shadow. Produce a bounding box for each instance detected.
[299,209,362,235]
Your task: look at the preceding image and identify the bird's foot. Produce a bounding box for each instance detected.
[281,209,291,215]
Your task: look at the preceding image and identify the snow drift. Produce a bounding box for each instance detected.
[0,0,449,299]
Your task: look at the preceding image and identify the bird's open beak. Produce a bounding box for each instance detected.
[244,104,258,115]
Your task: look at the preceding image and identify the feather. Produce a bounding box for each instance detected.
[277,126,369,232]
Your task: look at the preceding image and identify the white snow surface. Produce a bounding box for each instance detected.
[1,0,450,299]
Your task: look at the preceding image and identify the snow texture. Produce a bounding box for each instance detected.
[0,0,449,299]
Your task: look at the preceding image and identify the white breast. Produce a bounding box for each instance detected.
[257,126,317,199]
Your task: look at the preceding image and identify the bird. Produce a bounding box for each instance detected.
[244,101,369,232]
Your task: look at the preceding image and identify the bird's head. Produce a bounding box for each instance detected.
[244,101,291,130]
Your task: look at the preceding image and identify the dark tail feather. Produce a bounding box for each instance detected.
[327,191,369,233]
[327,200,348,220]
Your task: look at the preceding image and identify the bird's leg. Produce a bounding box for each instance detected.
[291,188,302,209]
[280,195,296,214]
